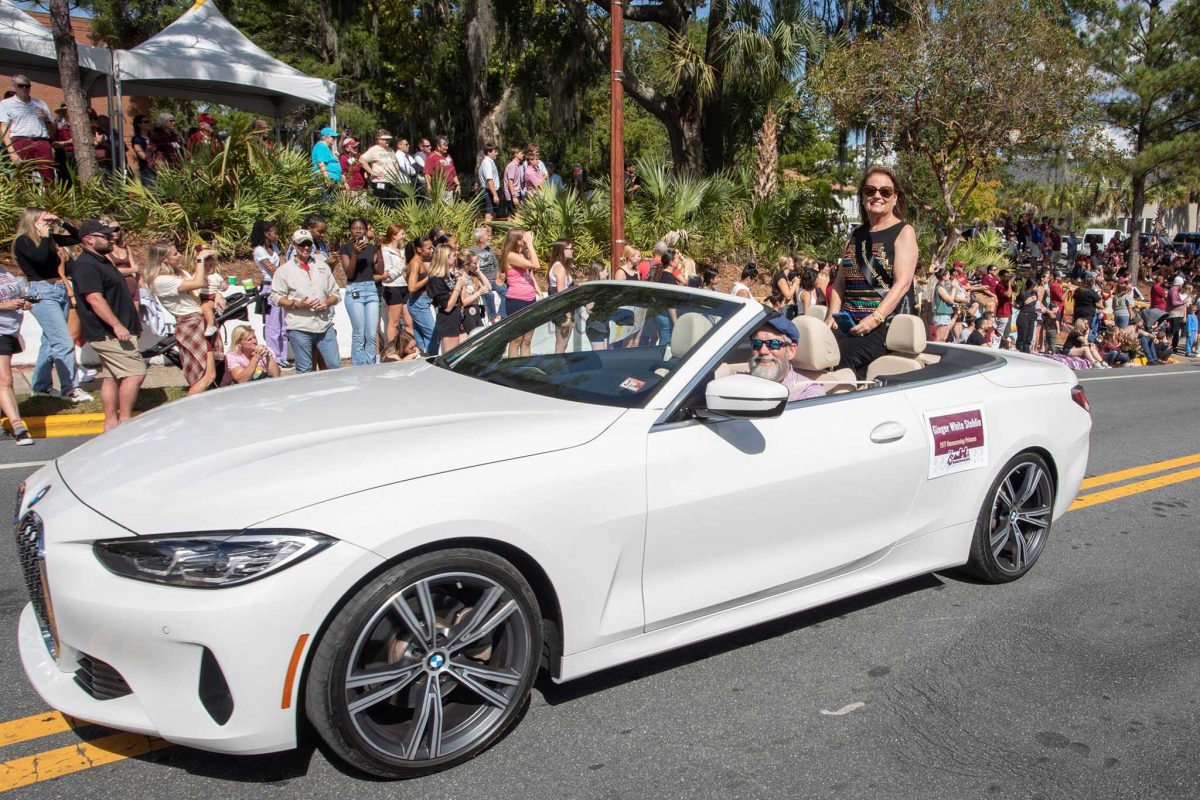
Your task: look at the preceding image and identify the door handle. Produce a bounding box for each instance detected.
[870,421,907,444]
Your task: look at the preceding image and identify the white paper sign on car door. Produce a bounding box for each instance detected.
[924,406,988,479]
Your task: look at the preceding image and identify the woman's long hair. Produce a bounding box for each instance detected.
[250,220,276,250]
[383,224,404,250]
[12,208,45,257]
[428,244,454,279]
[857,166,907,222]
[548,239,573,272]
[142,242,180,293]
[499,228,526,271]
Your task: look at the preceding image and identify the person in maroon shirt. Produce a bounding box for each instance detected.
[187,113,218,153]
[994,269,1013,345]
[1149,273,1168,312]
[339,138,366,191]
[423,135,460,199]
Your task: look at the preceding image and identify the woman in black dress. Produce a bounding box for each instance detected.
[825,167,918,375]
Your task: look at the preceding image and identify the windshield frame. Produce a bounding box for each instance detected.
[431,282,746,409]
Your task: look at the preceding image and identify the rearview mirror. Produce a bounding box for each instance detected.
[699,374,788,420]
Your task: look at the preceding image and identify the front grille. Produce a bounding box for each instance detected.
[15,512,57,658]
[75,654,133,700]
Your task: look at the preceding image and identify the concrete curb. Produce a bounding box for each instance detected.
[3,414,106,438]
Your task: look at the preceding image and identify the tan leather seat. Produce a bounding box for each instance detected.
[791,316,858,393]
[804,304,828,321]
[666,312,714,361]
[865,314,927,381]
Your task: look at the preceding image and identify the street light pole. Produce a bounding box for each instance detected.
[609,0,625,275]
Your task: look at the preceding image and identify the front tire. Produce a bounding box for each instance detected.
[306,549,542,778]
[964,452,1055,583]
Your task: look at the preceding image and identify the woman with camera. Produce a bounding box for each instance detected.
[144,243,219,395]
[221,325,281,385]
[500,228,542,357]
[339,218,384,365]
[1014,275,1043,354]
[10,208,91,402]
[826,167,918,374]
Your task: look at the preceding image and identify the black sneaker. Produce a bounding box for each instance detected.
[13,430,33,446]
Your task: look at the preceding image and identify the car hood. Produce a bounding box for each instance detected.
[56,361,623,534]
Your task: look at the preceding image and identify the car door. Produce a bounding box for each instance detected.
[641,388,927,629]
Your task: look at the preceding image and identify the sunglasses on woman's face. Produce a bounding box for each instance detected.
[861,185,896,199]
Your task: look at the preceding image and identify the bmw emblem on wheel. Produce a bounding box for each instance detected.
[427,652,445,670]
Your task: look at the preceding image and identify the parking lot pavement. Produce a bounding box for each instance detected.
[0,370,1197,798]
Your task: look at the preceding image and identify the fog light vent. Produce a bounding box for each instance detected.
[75,653,132,700]
[199,647,234,726]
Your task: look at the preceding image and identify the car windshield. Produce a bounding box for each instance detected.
[434,283,742,408]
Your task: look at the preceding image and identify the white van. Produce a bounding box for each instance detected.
[1062,228,1125,259]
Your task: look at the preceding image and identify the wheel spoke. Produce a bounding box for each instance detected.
[391,595,434,649]
[415,579,439,645]
[1010,523,1027,569]
[997,478,1016,512]
[990,521,1012,558]
[1015,465,1043,505]
[404,675,445,760]
[448,661,515,708]
[346,665,423,714]
[346,661,421,690]
[448,598,518,654]
[1016,504,1051,529]
[444,585,505,651]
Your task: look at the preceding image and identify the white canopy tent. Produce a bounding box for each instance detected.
[0,1,111,94]
[115,0,336,118]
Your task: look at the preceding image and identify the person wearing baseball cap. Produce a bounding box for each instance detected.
[746,313,826,401]
[188,112,217,153]
[270,229,341,373]
[69,219,146,430]
[339,137,366,191]
[312,127,342,185]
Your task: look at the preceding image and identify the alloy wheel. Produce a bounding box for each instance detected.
[343,571,531,763]
[988,461,1053,574]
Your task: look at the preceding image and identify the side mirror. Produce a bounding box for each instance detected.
[699,374,788,420]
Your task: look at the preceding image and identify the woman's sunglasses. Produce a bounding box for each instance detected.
[861,186,896,198]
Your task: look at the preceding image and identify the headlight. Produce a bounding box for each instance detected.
[93,530,335,588]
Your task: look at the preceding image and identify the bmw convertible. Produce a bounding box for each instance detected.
[15,282,1091,777]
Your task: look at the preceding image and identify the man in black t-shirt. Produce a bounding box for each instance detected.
[966,313,993,346]
[1071,273,1102,341]
[69,219,146,431]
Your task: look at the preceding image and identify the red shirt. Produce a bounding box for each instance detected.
[1049,280,1065,306]
[340,153,365,190]
[635,259,653,280]
[425,151,458,186]
[981,274,1000,293]
[1151,283,1167,311]
[187,131,216,152]
[995,282,1012,318]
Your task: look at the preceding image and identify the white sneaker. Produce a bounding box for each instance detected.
[77,367,98,382]
[204,325,218,337]
[64,387,93,403]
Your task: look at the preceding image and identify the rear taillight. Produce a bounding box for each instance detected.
[1071,385,1090,413]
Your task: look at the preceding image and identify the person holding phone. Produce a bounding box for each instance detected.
[339,218,384,365]
[500,228,542,357]
[826,167,917,375]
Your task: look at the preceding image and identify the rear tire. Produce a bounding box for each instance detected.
[305,548,542,778]
[965,452,1055,583]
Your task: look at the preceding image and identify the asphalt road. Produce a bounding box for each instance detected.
[1,367,1198,799]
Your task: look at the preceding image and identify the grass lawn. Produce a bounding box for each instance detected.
[16,386,188,417]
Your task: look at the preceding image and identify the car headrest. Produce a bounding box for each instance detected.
[670,312,714,358]
[804,304,828,321]
[885,314,926,355]
[790,315,840,371]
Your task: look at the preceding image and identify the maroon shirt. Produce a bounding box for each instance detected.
[1150,283,1168,311]
[340,153,365,190]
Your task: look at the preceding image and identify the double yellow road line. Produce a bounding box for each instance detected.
[0,712,167,792]
[1070,452,1200,511]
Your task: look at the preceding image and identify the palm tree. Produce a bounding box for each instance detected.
[723,0,819,200]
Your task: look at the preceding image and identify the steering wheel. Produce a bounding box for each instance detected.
[511,365,548,378]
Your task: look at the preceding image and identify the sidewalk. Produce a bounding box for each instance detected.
[12,362,189,396]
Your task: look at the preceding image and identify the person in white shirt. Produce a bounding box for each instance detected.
[271,229,341,373]
[0,75,56,183]
[360,129,401,202]
[477,142,501,220]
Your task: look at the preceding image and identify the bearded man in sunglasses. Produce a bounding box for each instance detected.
[747,314,826,401]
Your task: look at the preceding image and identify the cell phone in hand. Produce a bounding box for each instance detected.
[833,311,856,334]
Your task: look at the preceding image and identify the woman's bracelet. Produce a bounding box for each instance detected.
[871,310,886,325]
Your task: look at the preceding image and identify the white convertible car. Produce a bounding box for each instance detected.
[16,282,1091,777]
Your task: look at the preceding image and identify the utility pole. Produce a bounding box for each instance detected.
[609,0,625,274]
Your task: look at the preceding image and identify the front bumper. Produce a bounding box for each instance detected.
[17,470,384,755]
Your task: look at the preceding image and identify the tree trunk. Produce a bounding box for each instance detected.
[464,0,497,160]
[701,0,729,169]
[753,105,779,200]
[48,0,98,182]
[1129,171,1145,287]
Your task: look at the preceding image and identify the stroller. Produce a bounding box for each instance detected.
[139,289,260,379]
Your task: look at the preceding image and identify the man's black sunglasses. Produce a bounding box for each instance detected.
[750,338,790,351]
[14,83,31,89]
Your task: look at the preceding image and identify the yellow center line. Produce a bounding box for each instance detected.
[0,732,169,793]
[0,712,76,748]
[1079,452,1200,491]
[1071,465,1200,511]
